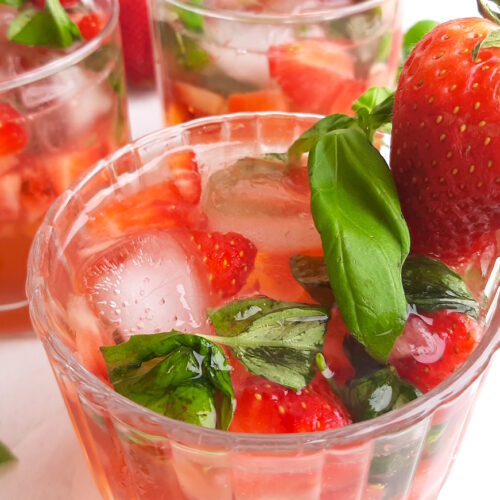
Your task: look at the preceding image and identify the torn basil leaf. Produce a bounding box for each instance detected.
[403,255,479,319]
[209,298,329,390]
[346,367,421,421]
[101,332,235,430]
[8,0,81,49]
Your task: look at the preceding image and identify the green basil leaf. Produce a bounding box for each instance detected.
[402,255,479,318]
[352,87,394,141]
[472,29,500,60]
[174,32,210,71]
[308,128,410,362]
[175,0,204,33]
[209,298,329,390]
[209,296,300,337]
[346,366,421,421]
[0,441,16,466]
[288,114,357,160]
[0,0,26,7]
[402,20,438,61]
[101,332,235,430]
[8,0,81,48]
[289,254,334,308]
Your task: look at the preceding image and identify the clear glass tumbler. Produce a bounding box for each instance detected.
[27,113,500,499]
[0,0,129,333]
[150,0,402,125]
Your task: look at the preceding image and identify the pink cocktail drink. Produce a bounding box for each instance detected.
[0,0,129,332]
[150,0,402,124]
[27,113,500,499]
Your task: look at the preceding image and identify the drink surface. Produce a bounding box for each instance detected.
[151,0,402,124]
[0,1,129,330]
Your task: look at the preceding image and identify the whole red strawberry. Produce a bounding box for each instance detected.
[118,0,155,86]
[389,310,479,393]
[191,231,257,298]
[391,18,500,262]
[230,376,351,433]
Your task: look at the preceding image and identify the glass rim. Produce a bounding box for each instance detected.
[27,111,500,450]
[161,0,397,24]
[0,0,120,93]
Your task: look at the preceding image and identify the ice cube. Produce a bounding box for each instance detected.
[202,157,322,253]
[203,20,295,87]
[83,231,211,340]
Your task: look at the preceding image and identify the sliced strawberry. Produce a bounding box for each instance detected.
[0,102,28,156]
[19,167,56,223]
[0,172,21,222]
[322,308,355,385]
[45,140,110,195]
[268,39,366,114]
[228,89,290,113]
[168,151,201,205]
[191,231,257,298]
[172,81,228,118]
[165,99,191,125]
[78,13,104,41]
[230,376,351,433]
[389,310,479,393]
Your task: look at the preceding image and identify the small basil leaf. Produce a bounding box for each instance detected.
[174,32,210,71]
[289,255,334,308]
[309,128,410,362]
[8,0,81,48]
[0,0,26,7]
[472,29,500,60]
[208,296,299,337]
[346,366,421,421]
[352,87,392,115]
[352,87,394,141]
[288,114,357,160]
[477,0,500,24]
[402,20,438,61]
[210,299,329,390]
[343,334,384,379]
[0,441,16,466]
[403,255,479,319]
[175,0,204,33]
[101,332,235,430]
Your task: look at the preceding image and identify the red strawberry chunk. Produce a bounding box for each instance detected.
[191,231,257,298]
[0,103,27,156]
[268,39,366,114]
[230,377,351,434]
[78,13,104,41]
[389,310,479,393]
[391,18,500,261]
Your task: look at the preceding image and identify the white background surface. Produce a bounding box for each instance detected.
[1,1,499,499]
